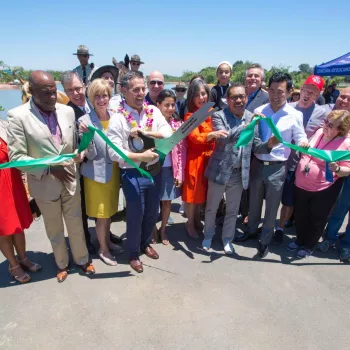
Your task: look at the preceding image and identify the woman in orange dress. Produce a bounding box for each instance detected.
[182,78,229,238]
[0,120,41,284]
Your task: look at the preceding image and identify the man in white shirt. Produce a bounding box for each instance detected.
[107,71,172,273]
[72,45,95,85]
[236,72,308,258]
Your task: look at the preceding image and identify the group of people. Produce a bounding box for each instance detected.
[1,45,350,285]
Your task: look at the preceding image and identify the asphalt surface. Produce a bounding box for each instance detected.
[0,201,349,350]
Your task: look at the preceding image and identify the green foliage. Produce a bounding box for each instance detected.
[163,74,180,82]
[298,63,313,74]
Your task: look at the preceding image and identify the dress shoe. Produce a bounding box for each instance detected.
[272,229,284,245]
[80,262,96,274]
[257,243,269,258]
[130,259,143,273]
[235,231,258,242]
[86,241,96,254]
[144,246,159,260]
[110,232,123,244]
[57,268,68,283]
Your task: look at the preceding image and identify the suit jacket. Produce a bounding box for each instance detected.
[78,109,113,183]
[6,99,78,200]
[246,88,269,113]
[205,108,270,189]
[67,100,86,121]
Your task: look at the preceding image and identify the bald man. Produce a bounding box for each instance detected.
[323,87,350,114]
[6,70,96,282]
[145,70,165,105]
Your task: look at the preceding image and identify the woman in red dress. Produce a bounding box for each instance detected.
[182,78,228,238]
[0,120,41,283]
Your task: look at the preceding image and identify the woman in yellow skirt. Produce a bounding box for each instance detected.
[79,79,122,266]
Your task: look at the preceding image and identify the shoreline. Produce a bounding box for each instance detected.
[0,84,20,90]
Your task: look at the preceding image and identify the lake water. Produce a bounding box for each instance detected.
[0,83,176,119]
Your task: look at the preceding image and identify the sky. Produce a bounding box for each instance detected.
[1,0,349,77]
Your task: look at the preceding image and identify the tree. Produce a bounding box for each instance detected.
[298,63,313,74]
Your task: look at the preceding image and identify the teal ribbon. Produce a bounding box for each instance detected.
[235,116,350,162]
[0,125,153,181]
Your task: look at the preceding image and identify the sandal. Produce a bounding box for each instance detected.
[57,268,68,283]
[19,257,42,272]
[9,265,31,284]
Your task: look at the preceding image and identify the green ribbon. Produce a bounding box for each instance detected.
[235,116,350,162]
[0,125,153,181]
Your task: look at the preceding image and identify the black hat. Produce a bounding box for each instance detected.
[172,82,187,91]
[90,65,119,83]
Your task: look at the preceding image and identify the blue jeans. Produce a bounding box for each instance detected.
[121,168,162,259]
[325,176,350,249]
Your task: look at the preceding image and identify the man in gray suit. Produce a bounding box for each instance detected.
[245,63,269,113]
[274,75,327,244]
[202,83,279,254]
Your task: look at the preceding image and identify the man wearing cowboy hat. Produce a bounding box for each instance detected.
[73,45,96,85]
[130,55,144,72]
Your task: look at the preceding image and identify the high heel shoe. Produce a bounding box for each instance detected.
[19,257,41,272]
[9,265,31,284]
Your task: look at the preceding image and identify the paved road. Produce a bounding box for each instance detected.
[0,202,349,350]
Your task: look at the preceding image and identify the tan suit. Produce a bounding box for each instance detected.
[7,99,89,269]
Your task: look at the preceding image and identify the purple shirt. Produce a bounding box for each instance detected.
[33,102,62,149]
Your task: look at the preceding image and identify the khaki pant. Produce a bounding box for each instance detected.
[204,171,243,242]
[36,185,89,269]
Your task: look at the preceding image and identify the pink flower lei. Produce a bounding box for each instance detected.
[169,118,178,133]
[118,100,154,130]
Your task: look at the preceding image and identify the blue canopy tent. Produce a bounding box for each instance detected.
[314,52,350,76]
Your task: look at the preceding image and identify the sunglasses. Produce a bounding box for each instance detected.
[78,54,89,58]
[149,80,164,86]
[131,62,141,66]
[229,94,247,101]
[176,89,186,93]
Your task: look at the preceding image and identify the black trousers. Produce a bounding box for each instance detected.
[79,175,91,243]
[294,180,343,250]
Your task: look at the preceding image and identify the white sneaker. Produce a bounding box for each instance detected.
[202,238,212,251]
[223,241,234,255]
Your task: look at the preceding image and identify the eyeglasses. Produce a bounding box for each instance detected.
[176,89,186,93]
[324,119,336,129]
[149,80,164,86]
[131,62,141,66]
[66,86,84,94]
[229,94,247,101]
[301,88,316,96]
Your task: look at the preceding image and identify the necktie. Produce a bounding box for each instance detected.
[83,66,86,84]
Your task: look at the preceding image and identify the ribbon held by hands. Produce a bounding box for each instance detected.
[235,116,350,182]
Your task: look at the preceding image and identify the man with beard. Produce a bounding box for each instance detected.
[273,75,327,244]
[235,72,308,258]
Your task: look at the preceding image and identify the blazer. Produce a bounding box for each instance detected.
[67,100,86,121]
[78,109,113,183]
[246,88,269,113]
[205,108,270,189]
[6,99,78,201]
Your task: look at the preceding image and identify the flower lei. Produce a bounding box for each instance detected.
[118,100,154,130]
[169,118,178,133]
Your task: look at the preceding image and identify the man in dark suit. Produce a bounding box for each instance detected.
[61,71,122,251]
[245,64,269,113]
[237,64,270,227]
